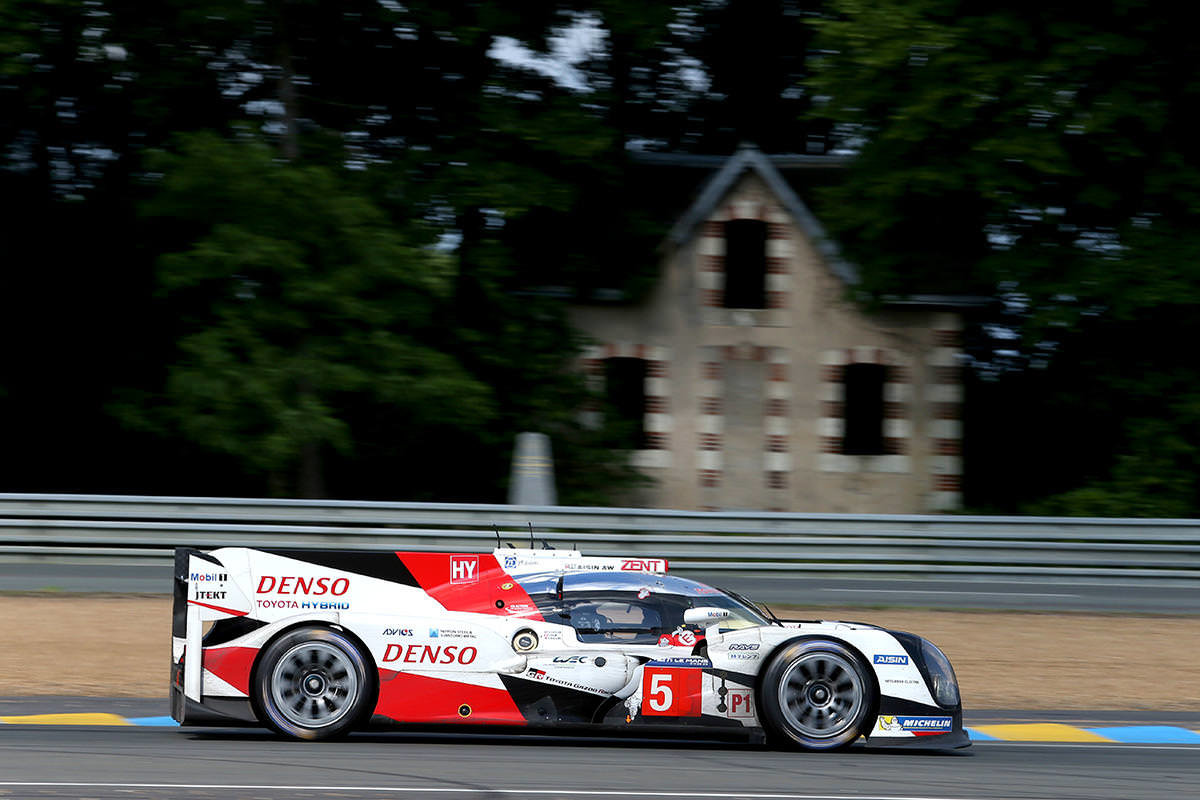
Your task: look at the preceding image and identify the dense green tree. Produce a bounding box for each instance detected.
[135,132,495,497]
[811,1,1200,514]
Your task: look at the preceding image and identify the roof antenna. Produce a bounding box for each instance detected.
[528,522,534,549]
[541,539,555,550]
[493,524,501,548]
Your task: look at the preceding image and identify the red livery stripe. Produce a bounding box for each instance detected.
[375,669,526,724]
[396,552,544,621]
[202,646,258,695]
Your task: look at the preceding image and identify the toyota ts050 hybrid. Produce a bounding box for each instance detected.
[172,546,968,750]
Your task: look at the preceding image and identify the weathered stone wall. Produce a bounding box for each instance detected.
[569,173,963,513]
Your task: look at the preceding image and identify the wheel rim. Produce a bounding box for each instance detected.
[776,650,864,740]
[269,641,359,729]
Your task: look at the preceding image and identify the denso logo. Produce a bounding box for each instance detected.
[256,576,349,595]
[381,644,478,665]
[621,559,666,572]
[190,572,227,582]
[450,555,478,584]
[873,654,909,665]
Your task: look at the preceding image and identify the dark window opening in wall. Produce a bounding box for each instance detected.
[843,363,886,455]
[605,357,648,450]
[723,219,768,309]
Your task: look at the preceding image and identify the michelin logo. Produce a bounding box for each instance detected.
[879,715,952,732]
[873,654,909,665]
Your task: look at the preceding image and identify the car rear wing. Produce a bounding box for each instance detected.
[495,548,668,576]
[172,548,252,704]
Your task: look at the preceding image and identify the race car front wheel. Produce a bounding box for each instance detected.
[254,626,373,740]
[759,638,873,751]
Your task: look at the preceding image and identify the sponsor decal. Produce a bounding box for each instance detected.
[256,576,349,596]
[690,586,721,595]
[646,656,711,669]
[429,627,476,639]
[503,602,535,615]
[541,629,562,640]
[381,644,478,665]
[500,582,514,591]
[658,630,697,648]
[450,555,479,585]
[503,555,518,569]
[384,628,414,637]
[695,609,729,619]
[194,591,227,600]
[525,667,607,695]
[726,690,755,719]
[190,572,228,582]
[729,653,760,661]
[552,655,590,664]
[637,587,651,600]
[878,715,953,733]
[621,559,666,572]
[728,643,759,651]
[257,599,350,610]
[873,654,909,665]
[883,678,920,686]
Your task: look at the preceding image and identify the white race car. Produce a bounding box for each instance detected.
[172,546,968,750]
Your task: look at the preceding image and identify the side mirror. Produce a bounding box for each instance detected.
[683,607,731,626]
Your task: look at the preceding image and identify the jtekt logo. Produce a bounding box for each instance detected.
[450,555,479,584]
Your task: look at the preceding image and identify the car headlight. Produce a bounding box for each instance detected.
[920,639,960,707]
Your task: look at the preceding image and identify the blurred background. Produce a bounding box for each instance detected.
[3,0,1198,515]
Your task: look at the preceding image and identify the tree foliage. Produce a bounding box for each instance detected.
[137,132,494,496]
[811,0,1200,514]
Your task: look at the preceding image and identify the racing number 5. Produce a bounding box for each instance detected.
[641,667,702,717]
[648,672,672,711]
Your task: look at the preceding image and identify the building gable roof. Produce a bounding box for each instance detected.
[664,145,990,310]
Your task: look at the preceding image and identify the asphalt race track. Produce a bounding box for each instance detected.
[1,717,1198,800]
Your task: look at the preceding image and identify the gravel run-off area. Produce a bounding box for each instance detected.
[2,596,1197,710]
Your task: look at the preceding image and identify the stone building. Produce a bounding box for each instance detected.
[569,146,986,513]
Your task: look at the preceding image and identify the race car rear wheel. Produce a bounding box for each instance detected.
[254,626,373,740]
[759,638,873,751]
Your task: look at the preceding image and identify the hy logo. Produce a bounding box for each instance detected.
[450,555,479,584]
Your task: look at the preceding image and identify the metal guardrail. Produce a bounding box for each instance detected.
[1,493,1198,581]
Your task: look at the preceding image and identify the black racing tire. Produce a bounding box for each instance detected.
[758,638,875,751]
[254,626,374,741]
